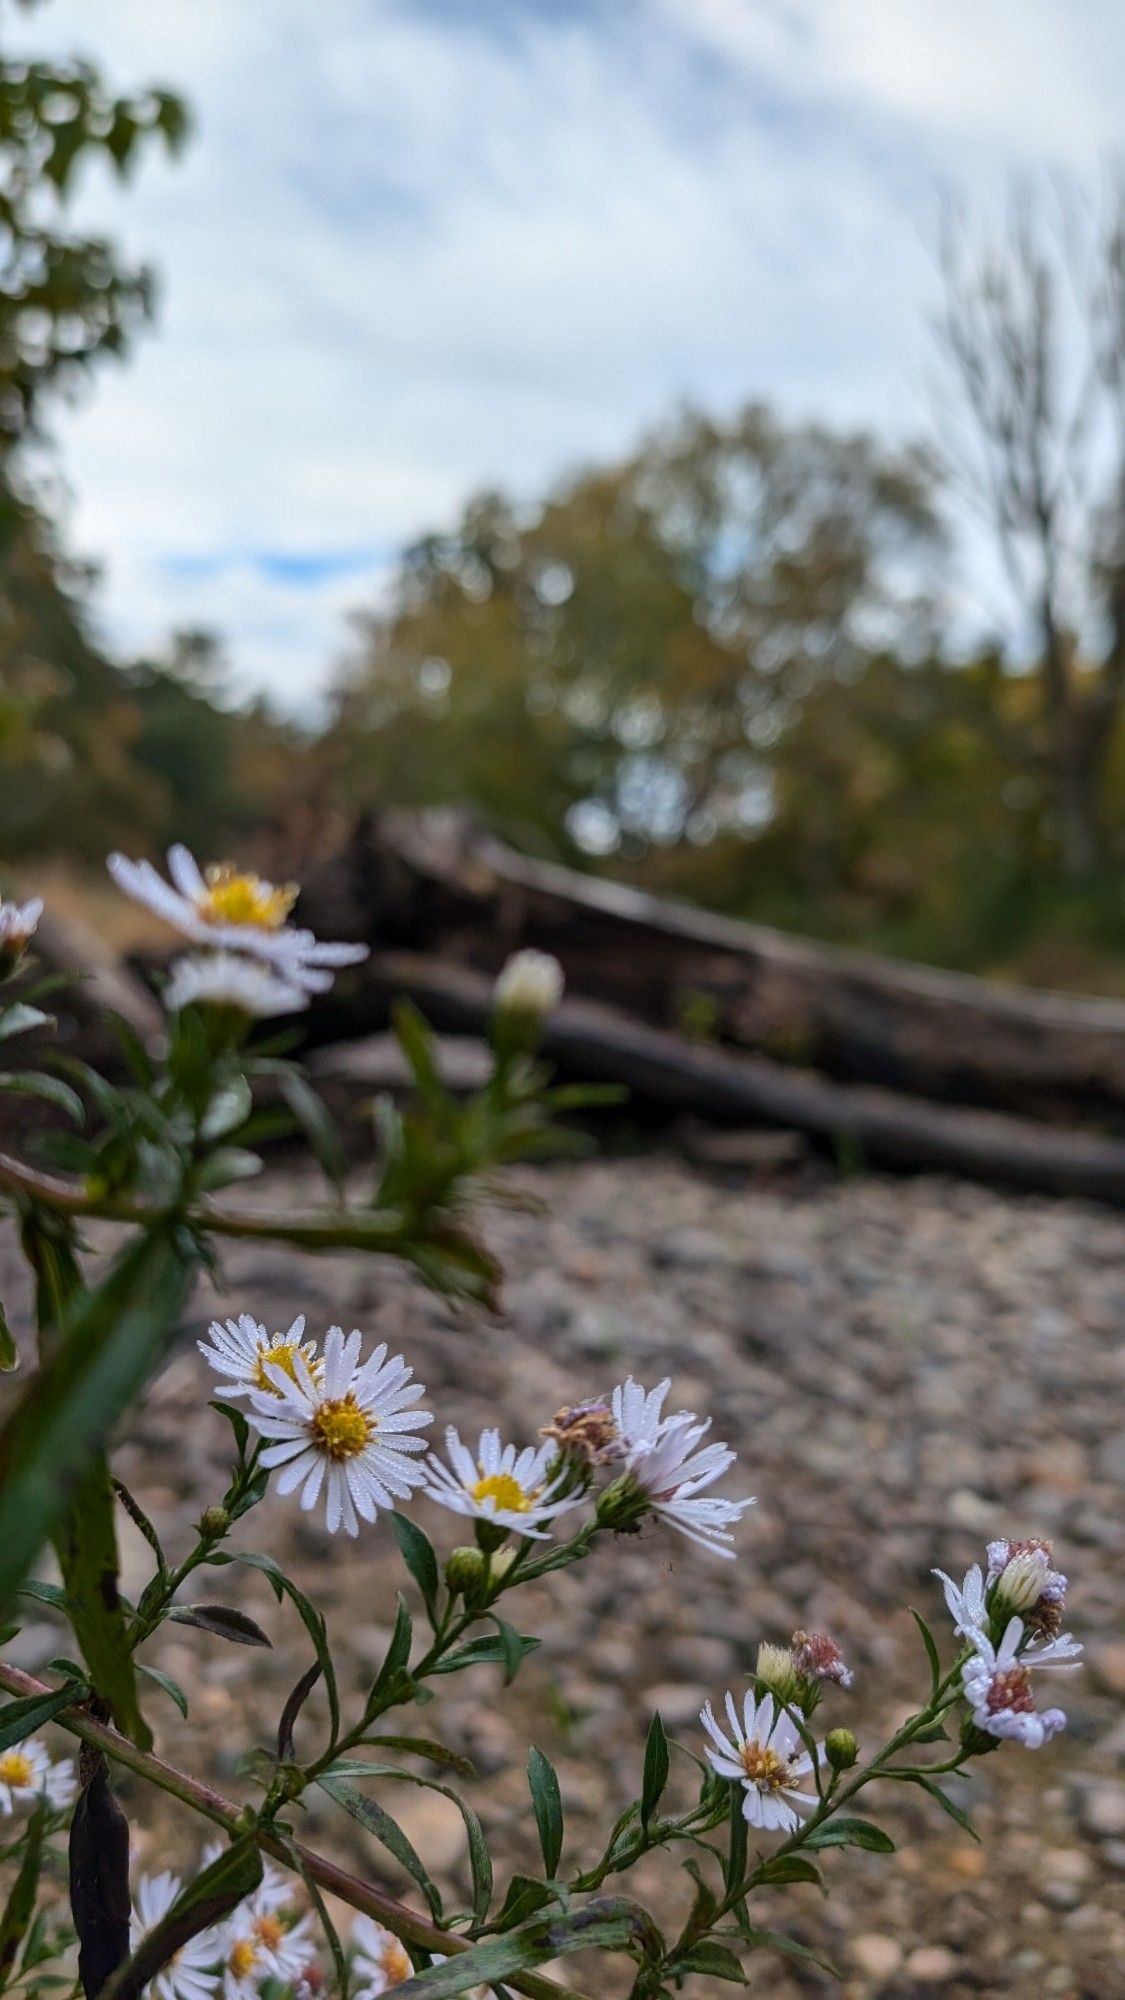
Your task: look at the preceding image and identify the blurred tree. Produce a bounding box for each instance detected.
[333,404,943,872]
[935,178,1125,880]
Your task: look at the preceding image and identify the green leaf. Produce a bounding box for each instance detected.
[909,1607,943,1700]
[195,1147,262,1191]
[322,1761,493,1922]
[100,1838,263,2000]
[367,1594,414,1708]
[0,1800,45,1995]
[902,1773,980,1840]
[354,1737,476,1777]
[200,1076,253,1142]
[640,1712,669,1829]
[390,1900,658,1997]
[111,1481,167,1584]
[804,1816,895,1853]
[15,1581,67,1613]
[724,1784,748,1896]
[53,1454,150,1750]
[757,1854,825,1890]
[391,1002,449,1116]
[136,1664,189,1719]
[731,1921,841,1978]
[166,1603,272,1648]
[0,1680,81,1744]
[671,1941,747,1983]
[0,1230,194,1628]
[527,1747,564,1879]
[492,1876,554,1932]
[316,1774,442,1919]
[390,1513,440,1625]
[0,1302,16,1374]
[0,1074,84,1123]
[271,1067,348,1192]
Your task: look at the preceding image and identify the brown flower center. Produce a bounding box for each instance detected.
[986,1667,1034,1715]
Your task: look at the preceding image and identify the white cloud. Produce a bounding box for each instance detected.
[10,0,1122,712]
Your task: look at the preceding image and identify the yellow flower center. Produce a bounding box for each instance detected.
[311,1394,374,1461]
[470,1471,531,1513]
[252,1339,320,1394]
[381,1940,412,1981]
[0,1752,34,1789]
[198,864,298,931]
[228,1939,260,1980]
[252,1915,284,1951]
[739,1742,788,1790]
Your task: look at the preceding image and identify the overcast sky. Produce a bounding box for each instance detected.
[14,0,1125,714]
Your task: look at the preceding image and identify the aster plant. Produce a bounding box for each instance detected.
[0,866,1089,1998]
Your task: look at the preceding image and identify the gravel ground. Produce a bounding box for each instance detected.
[5,1154,1124,1998]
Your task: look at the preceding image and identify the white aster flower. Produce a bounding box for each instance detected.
[493,949,564,1018]
[0,896,43,955]
[164,951,309,1018]
[0,1738,75,1815]
[107,845,368,993]
[424,1428,583,1539]
[609,1376,753,1558]
[961,1616,1081,1748]
[933,1562,989,1642]
[701,1689,819,1833]
[219,1897,315,2000]
[198,1313,321,1400]
[131,1870,221,2000]
[246,1327,432,1536]
[351,1914,414,1993]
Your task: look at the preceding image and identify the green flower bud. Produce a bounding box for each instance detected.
[755,1642,800,1706]
[824,1727,859,1771]
[199,1506,230,1541]
[474,1517,513,1557]
[445,1546,488,1598]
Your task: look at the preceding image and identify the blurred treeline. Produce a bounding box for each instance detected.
[5,4,1125,987]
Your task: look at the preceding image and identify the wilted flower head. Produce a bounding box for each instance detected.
[165,951,309,1019]
[131,1870,220,2000]
[0,1737,75,1815]
[961,1616,1081,1750]
[540,1398,622,1469]
[246,1327,432,1537]
[198,1313,321,1400]
[493,949,564,1019]
[605,1376,753,1559]
[701,1689,819,1833]
[108,845,368,993]
[0,896,43,969]
[791,1629,854,1690]
[424,1427,583,1541]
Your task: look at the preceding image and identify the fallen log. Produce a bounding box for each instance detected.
[297,811,1125,1126]
[356,950,1125,1204]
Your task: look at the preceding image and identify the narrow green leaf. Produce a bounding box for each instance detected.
[136,1664,189,1719]
[0,1800,45,1994]
[316,1774,442,1919]
[277,1660,322,1762]
[527,1747,564,1879]
[0,1074,84,1123]
[390,1900,656,1997]
[0,1005,51,1044]
[0,1230,193,1626]
[757,1854,825,1889]
[640,1712,669,1829]
[53,1456,151,1750]
[671,1941,747,1982]
[212,1552,338,1740]
[111,1480,167,1584]
[732,1922,841,1977]
[166,1604,272,1648]
[0,1687,79,1753]
[367,1594,414,1707]
[322,1761,493,1922]
[803,1816,895,1853]
[902,1773,980,1839]
[909,1607,943,1700]
[360,1736,475,1777]
[390,1513,440,1624]
[492,1877,554,1932]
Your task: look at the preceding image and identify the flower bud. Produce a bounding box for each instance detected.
[473,1516,513,1557]
[824,1727,858,1771]
[493,949,564,1020]
[0,897,43,979]
[445,1546,488,1599]
[199,1506,230,1541]
[594,1473,649,1536]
